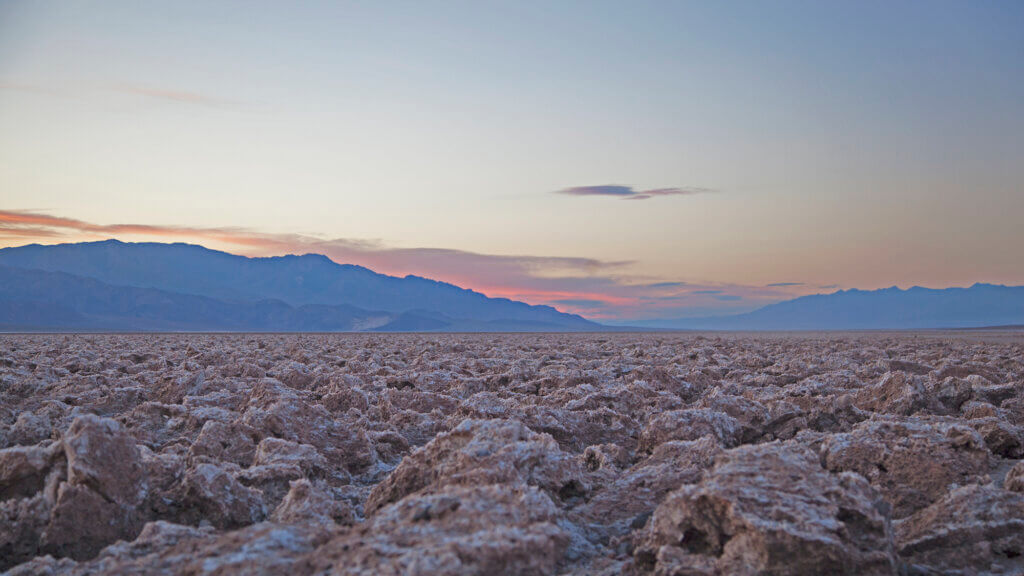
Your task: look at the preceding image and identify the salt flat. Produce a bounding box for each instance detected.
[2,332,1023,574]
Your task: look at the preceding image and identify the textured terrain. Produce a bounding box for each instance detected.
[2,332,1024,575]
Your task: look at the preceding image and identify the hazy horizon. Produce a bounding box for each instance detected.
[3,237,1024,329]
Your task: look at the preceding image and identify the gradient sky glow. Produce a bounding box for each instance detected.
[2,1,1023,321]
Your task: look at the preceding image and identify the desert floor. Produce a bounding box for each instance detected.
[2,331,1024,574]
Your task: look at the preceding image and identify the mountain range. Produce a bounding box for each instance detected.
[638,284,1024,330]
[1,240,1022,331]
[0,240,598,332]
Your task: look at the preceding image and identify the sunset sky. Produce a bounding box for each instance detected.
[2,1,1023,321]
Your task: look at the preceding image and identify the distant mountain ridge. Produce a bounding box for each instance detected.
[2,241,1021,332]
[663,283,1024,330]
[0,240,599,332]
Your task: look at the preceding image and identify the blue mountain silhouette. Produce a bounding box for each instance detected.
[656,284,1024,330]
[0,240,598,332]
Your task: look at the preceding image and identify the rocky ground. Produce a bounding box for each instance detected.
[2,332,1024,575]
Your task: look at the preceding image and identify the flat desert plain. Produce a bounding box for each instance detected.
[2,332,1024,575]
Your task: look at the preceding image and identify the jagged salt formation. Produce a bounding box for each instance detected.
[1,332,1023,574]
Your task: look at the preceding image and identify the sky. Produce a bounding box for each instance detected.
[1,1,1023,321]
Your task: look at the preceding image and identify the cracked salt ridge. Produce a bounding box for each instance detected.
[1,332,1024,574]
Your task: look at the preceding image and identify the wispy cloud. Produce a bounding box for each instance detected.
[766,282,804,287]
[555,185,715,201]
[0,210,263,246]
[642,281,688,288]
[111,85,239,108]
[0,209,809,320]
[550,298,607,309]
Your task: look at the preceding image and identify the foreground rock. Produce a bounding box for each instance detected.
[1,415,153,567]
[307,484,569,575]
[822,418,990,518]
[8,520,330,576]
[579,436,722,542]
[634,443,898,575]
[895,485,1024,574]
[365,419,587,513]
